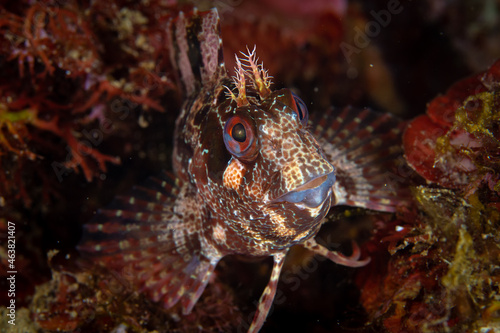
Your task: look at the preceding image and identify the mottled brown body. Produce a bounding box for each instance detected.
[80,8,408,333]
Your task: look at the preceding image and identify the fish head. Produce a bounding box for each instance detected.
[192,92,334,252]
[232,88,336,226]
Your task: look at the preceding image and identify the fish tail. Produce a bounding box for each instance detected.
[78,172,219,314]
[312,106,411,212]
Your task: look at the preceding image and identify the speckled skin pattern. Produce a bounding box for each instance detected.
[79,9,407,333]
[175,82,335,255]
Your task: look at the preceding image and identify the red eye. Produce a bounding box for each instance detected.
[291,92,309,125]
[223,115,259,162]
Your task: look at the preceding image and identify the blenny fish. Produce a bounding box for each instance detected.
[79,8,407,332]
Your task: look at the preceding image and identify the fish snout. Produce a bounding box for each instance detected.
[273,171,335,208]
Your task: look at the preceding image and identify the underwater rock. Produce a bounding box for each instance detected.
[404,59,500,194]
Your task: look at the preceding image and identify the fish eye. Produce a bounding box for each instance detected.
[231,123,246,142]
[291,92,309,125]
[223,115,259,162]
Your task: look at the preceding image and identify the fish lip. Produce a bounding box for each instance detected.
[271,172,336,208]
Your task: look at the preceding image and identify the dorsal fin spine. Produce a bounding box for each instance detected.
[169,8,224,96]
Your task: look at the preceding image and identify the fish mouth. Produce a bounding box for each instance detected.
[272,172,335,208]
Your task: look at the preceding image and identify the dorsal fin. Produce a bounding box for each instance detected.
[168,8,225,96]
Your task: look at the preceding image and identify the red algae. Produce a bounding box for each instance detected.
[0,0,178,208]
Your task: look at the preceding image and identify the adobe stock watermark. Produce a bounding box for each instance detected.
[340,0,405,79]
[6,221,17,326]
[213,0,244,14]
